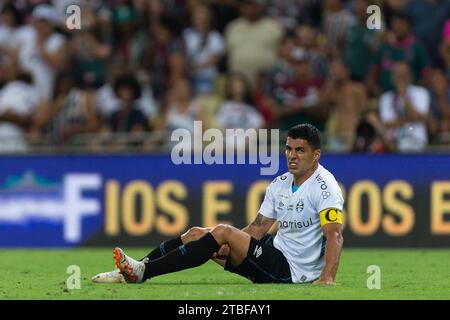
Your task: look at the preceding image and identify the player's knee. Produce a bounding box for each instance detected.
[191,227,208,240]
[182,227,207,243]
[211,224,233,241]
[181,227,203,244]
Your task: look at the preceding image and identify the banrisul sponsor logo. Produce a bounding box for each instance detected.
[278,218,313,230]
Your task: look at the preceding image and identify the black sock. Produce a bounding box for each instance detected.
[143,232,220,280]
[141,237,183,261]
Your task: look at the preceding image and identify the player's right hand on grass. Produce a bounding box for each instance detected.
[313,278,336,286]
[213,244,230,260]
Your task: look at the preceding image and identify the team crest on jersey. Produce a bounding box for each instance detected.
[296,199,304,213]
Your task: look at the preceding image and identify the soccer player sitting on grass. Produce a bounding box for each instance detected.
[92,123,344,285]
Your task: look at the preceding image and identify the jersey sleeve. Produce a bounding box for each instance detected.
[314,178,344,227]
[258,181,277,219]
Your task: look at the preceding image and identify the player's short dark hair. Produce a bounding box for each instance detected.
[287,123,322,150]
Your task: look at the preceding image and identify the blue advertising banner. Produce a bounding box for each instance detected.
[0,154,449,247]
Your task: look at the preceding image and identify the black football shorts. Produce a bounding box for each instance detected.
[224,234,292,284]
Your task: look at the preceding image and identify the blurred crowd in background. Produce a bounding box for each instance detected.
[0,0,449,154]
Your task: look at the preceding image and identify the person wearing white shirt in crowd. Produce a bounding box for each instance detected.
[216,73,264,152]
[183,4,225,95]
[0,72,40,152]
[379,62,430,152]
[0,3,23,84]
[216,73,264,130]
[0,3,22,48]
[14,4,67,101]
[157,78,209,151]
[95,67,158,125]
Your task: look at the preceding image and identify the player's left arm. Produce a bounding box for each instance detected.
[314,208,344,285]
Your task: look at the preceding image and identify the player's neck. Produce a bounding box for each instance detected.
[293,163,319,186]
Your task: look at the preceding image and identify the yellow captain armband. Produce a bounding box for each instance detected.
[319,208,342,226]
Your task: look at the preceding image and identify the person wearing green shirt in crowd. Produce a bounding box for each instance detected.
[403,0,450,67]
[275,48,326,134]
[343,0,380,82]
[368,13,430,96]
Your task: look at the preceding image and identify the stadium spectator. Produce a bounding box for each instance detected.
[94,72,154,151]
[158,0,190,27]
[343,0,380,82]
[216,72,265,152]
[0,72,40,153]
[321,59,369,152]
[257,33,297,128]
[157,78,209,149]
[264,33,296,99]
[183,5,225,95]
[265,0,302,33]
[30,72,100,146]
[224,0,282,88]
[216,73,264,131]
[69,6,111,89]
[352,110,391,153]
[110,4,149,71]
[147,0,165,22]
[296,24,329,81]
[13,4,67,101]
[379,62,430,152]
[209,0,239,35]
[296,0,325,29]
[382,0,408,29]
[253,71,278,128]
[368,13,430,95]
[104,73,151,134]
[146,14,186,101]
[275,47,326,132]
[403,0,450,67]
[427,69,450,142]
[322,0,355,58]
[0,2,23,49]
[0,3,24,86]
[95,65,158,130]
[441,20,450,78]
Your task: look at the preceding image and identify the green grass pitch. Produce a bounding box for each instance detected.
[1,248,449,300]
